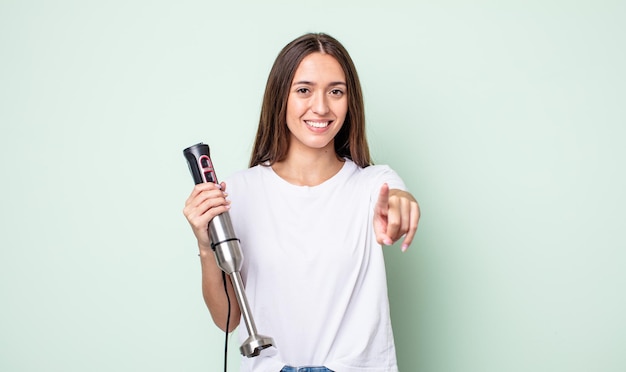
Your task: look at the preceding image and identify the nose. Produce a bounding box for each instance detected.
[311,91,329,115]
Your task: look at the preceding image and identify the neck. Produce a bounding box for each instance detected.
[272,145,344,187]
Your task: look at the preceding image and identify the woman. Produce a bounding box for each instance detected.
[184,33,420,372]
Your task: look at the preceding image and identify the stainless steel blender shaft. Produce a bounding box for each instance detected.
[210,212,275,357]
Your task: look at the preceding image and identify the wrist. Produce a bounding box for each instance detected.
[198,243,213,258]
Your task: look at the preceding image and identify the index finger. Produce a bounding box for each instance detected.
[375,183,390,214]
[185,181,226,205]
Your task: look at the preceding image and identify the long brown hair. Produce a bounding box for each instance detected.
[249,33,372,168]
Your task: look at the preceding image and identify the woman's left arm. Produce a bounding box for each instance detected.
[373,183,421,252]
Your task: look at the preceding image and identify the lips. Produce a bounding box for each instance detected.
[305,120,331,128]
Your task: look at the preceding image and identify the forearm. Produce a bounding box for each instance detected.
[199,247,241,332]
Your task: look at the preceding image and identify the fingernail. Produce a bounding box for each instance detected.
[384,239,393,245]
[401,244,408,252]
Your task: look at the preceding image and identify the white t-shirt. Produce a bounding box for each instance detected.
[225,159,405,372]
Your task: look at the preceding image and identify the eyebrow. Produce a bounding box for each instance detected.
[292,80,347,87]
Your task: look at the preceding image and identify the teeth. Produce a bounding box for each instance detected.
[305,121,330,128]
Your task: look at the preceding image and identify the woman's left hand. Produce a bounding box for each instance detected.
[373,183,420,252]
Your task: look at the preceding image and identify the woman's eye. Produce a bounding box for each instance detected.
[296,88,310,94]
[330,89,344,97]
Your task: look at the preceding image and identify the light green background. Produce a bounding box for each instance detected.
[1,1,624,371]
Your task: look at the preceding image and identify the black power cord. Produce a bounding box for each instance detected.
[222,271,231,372]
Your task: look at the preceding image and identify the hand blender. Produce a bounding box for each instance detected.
[183,143,275,357]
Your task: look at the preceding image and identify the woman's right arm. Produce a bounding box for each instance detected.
[183,182,241,332]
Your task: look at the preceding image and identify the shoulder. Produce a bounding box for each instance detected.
[223,164,274,196]
[358,163,397,177]
[352,162,406,190]
[225,164,268,182]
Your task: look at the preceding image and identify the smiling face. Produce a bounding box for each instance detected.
[285,52,348,155]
